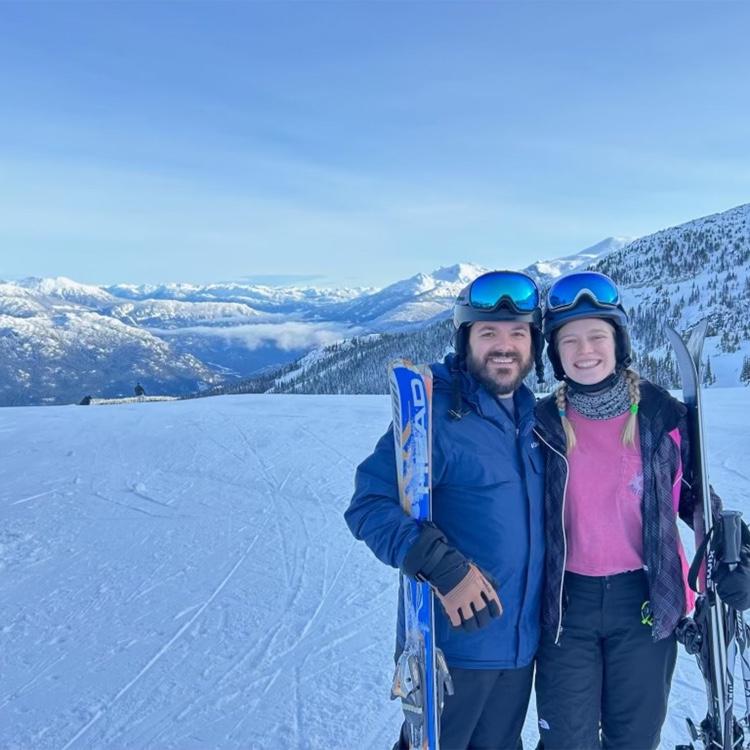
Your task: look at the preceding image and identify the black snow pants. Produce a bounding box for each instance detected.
[535,570,677,750]
[394,662,534,750]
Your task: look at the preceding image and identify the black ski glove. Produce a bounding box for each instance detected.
[715,519,750,611]
[401,523,502,632]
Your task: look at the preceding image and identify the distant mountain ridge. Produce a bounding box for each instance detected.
[524,237,633,280]
[105,280,368,313]
[2,204,749,405]
[0,239,624,405]
[213,205,750,397]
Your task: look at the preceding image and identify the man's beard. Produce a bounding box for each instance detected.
[466,347,534,396]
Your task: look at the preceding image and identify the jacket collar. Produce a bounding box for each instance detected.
[534,393,568,453]
[434,354,537,430]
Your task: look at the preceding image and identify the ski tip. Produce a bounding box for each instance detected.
[388,359,433,379]
[685,318,709,363]
[690,318,709,339]
[664,318,709,338]
[389,358,415,370]
[664,318,709,361]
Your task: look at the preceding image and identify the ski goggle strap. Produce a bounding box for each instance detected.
[547,272,621,312]
[467,271,540,313]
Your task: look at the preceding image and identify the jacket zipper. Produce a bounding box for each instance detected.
[534,427,570,645]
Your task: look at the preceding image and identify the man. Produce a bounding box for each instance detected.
[345,270,546,749]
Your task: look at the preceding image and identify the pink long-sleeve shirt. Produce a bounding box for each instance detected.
[563,408,695,615]
[564,409,645,576]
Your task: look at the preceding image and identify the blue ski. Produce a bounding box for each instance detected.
[389,359,451,749]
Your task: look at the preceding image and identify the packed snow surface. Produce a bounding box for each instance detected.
[1,390,749,749]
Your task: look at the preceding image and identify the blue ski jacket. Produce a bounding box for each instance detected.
[344,355,545,669]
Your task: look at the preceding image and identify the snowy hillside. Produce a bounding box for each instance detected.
[1,391,749,748]
[0,307,219,407]
[595,203,750,386]
[0,282,47,317]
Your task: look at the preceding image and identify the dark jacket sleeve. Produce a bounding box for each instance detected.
[676,413,723,527]
[344,425,422,569]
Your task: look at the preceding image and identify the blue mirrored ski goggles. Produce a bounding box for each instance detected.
[546,271,621,312]
[468,271,540,313]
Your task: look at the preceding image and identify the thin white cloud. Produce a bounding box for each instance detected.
[150,321,362,352]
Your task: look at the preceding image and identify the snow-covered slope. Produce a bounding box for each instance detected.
[0,281,264,404]
[0,308,219,406]
[1,391,748,748]
[595,203,750,386]
[0,283,47,317]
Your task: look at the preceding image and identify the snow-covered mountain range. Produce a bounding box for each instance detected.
[0,238,623,405]
[218,204,750,397]
[1,202,749,405]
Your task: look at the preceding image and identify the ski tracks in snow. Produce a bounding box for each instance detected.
[0,395,403,748]
[60,531,265,749]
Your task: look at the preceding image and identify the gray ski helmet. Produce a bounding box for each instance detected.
[543,275,632,381]
[453,270,544,383]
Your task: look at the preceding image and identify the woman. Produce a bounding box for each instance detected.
[533,270,696,750]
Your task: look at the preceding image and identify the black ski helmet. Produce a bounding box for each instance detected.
[453,270,545,383]
[543,271,632,381]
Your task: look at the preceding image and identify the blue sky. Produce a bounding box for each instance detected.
[1,1,749,288]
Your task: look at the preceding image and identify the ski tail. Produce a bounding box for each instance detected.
[737,612,750,735]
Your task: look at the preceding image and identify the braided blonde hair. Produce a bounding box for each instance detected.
[556,368,641,452]
[555,382,576,451]
[621,369,641,447]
